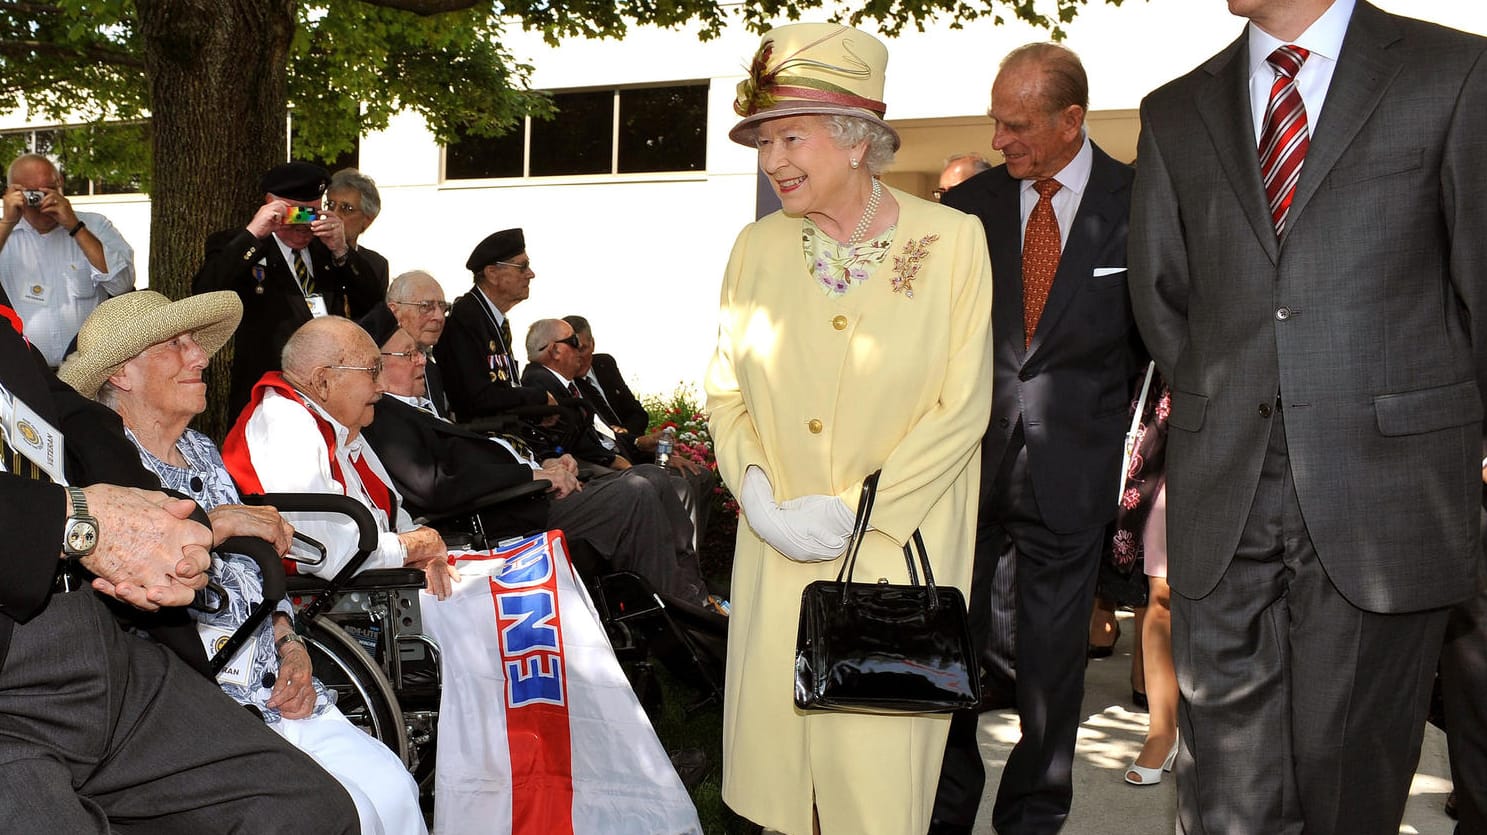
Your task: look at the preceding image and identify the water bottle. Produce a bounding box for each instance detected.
[655,426,676,468]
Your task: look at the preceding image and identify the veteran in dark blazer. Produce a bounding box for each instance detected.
[931,43,1141,835]
[192,161,381,416]
[1129,1,1487,830]
[433,228,553,421]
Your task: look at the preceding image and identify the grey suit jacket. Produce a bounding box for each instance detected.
[1129,1,1487,611]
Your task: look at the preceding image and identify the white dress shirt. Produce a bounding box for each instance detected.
[0,211,135,366]
[1246,0,1356,142]
[241,388,412,578]
[1018,136,1094,251]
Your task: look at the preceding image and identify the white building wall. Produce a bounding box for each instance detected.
[44,0,1487,399]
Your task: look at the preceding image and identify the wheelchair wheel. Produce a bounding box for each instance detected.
[303,618,411,766]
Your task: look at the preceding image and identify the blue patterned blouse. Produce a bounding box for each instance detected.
[130,428,332,723]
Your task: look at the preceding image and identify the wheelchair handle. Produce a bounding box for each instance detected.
[241,493,379,553]
[206,535,288,678]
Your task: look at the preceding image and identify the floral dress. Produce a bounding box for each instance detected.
[1100,372,1171,605]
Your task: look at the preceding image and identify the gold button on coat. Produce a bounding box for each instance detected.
[831,315,848,330]
[808,419,823,434]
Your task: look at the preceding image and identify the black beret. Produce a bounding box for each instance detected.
[357,304,402,348]
[466,228,525,273]
[260,161,330,202]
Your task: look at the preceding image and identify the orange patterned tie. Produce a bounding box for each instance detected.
[1022,178,1062,348]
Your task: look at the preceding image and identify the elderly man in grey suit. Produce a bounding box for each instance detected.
[1129,0,1487,832]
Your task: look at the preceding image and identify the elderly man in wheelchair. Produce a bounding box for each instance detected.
[64,298,701,834]
[60,291,423,835]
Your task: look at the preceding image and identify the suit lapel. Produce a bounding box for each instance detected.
[984,173,1028,356]
[1284,2,1401,239]
[1196,34,1281,264]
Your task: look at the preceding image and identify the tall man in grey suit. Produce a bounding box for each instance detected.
[1129,1,1487,831]
[930,43,1141,835]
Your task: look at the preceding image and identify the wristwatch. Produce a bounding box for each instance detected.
[62,486,99,557]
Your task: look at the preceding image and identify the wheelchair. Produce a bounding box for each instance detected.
[216,480,727,804]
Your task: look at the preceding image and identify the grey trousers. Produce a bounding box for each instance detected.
[551,464,708,603]
[1174,411,1448,835]
[0,591,358,833]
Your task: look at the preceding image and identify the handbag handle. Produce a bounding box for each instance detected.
[834,471,940,610]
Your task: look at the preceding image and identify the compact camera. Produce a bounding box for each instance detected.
[22,190,44,208]
[284,206,320,225]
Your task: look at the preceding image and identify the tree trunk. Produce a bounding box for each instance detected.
[138,0,296,442]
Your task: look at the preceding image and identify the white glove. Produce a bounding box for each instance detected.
[738,466,849,562]
[778,494,855,559]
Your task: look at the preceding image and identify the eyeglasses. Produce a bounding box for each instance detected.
[390,299,451,315]
[495,259,533,273]
[323,361,383,379]
[380,350,426,362]
[326,200,360,214]
[542,334,581,352]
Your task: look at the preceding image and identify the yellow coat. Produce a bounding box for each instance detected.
[705,187,995,835]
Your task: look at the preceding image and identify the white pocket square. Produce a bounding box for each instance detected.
[1092,267,1126,277]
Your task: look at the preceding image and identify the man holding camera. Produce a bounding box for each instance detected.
[192,161,382,416]
[0,153,135,368]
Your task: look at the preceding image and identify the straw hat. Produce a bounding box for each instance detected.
[59,290,243,399]
[729,23,899,150]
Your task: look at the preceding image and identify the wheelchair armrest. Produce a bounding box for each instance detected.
[413,480,551,527]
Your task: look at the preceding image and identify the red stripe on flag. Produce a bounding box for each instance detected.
[492,533,574,835]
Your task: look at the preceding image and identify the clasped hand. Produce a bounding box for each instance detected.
[738,466,854,562]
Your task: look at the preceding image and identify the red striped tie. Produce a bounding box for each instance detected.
[1258,45,1311,236]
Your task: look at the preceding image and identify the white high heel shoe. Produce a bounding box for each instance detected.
[1124,737,1179,786]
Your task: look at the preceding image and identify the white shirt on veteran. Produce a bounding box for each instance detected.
[0,211,135,366]
[240,387,413,578]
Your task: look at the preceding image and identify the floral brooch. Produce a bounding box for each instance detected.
[891,234,939,299]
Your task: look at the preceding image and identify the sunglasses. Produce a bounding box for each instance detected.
[544,334,581,351]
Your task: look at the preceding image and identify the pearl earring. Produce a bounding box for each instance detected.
[850,158,860,169]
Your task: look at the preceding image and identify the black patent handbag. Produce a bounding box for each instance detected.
[793,471,981,714]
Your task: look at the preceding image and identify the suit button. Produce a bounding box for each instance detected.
[1275,307,1292,320]
[998,417,1011,428]
[831,315,848,331]
[1258,403,1273,418]
[807,419,823,434]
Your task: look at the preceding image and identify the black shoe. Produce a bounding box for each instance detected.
[927,820,974,835]
[1088,621,1121,659]
[668,747,710,791]
[1446,790,1458,820]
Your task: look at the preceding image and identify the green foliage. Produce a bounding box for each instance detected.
[0,0,1126,162]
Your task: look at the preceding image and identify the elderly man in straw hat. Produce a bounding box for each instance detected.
[60,292,425,835]
[706,21,994,835]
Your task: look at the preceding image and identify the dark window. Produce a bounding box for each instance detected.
[530,90,613,177]
[618,85,707,173]
[444,82,708,180]
[446,127,524,180]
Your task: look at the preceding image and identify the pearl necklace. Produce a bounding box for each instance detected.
[848,178,883,245]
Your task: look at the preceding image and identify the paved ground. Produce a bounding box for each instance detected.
[965,611,1457,834]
